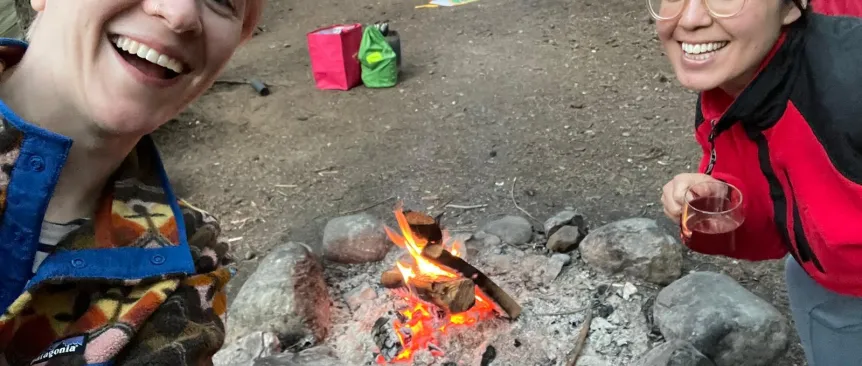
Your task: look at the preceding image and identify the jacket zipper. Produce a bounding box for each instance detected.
[705,120,718,175]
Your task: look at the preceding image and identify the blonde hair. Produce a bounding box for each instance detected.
[25,1,265,42]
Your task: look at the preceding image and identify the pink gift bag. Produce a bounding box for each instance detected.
[306,24,363,91]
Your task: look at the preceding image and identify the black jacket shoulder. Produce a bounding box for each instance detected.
[794,13,862,182]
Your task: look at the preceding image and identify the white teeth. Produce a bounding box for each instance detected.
[112,35,184,74]
[681,41,727,55]
[156,54,170,67]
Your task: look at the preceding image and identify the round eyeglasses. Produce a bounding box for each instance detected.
[647,0,748,20]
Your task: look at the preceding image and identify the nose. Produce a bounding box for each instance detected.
[678,0,713,29]
[143,0,203,35]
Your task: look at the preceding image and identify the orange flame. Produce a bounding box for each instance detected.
[377,204,496,364]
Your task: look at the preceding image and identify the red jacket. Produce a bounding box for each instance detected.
[812,0,862,17]
[692,12,862,296]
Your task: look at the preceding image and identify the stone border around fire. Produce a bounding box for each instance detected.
[213,210,791,366]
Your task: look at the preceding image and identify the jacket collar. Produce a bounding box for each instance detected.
[697,16,809,139]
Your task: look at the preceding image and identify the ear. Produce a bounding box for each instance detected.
[781,0,803,25]
[30,0,46,12]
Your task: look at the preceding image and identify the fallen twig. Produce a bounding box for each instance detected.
[566,309,593,366]
[339,196,397,216]
[313,166,336,172]
[445,204,488,210]
[314,166,339,176]
[275,184,298,188]
[230,218,251,225]
[445,226,478,233]
[214,78,288,88]
[510,177,541,224]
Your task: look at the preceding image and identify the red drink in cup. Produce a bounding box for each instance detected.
[680,181,744,254]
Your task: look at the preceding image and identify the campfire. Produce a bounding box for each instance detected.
[373,203,522,364]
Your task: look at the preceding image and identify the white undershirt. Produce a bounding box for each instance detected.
[32,220,84,273]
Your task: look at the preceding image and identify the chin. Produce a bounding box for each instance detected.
[90,102,173,137]
[672,69,722,93]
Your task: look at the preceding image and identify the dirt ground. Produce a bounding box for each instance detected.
[153,0,804,364]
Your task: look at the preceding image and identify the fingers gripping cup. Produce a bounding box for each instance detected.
[680,181,744,254]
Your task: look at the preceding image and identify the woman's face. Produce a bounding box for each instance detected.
[25,0,255,135]
[655,0,802,94]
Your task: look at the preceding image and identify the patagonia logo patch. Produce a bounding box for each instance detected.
[31,334,87,365]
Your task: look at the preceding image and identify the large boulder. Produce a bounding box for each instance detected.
[213,331,281,366]
[653,272,790,366]
[578,218,682,285]
[227,242,331,349]
[322,213,391,263]
[253,346,341,366]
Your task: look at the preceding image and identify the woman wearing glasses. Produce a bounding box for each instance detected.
[656,0,862,364]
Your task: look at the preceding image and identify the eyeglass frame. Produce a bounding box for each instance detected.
[647,0,749,21]
[648,0,806,21]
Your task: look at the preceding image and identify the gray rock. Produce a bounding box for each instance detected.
[620,282,638,300]
[322,213,391,264]
[213,331,281,366]
[344,283,377,311]
[227,242,331,350]
[516,254,565,286]
[543,210,582,236]
[551,253,572,266]
[653,272,790,366]
[482,233,502,247]
[578,218,682,285]
[633,340,715,366]
[253,346,341,366]
[482,216,533,245]
[542,257,565,284]
[546,225,585,252]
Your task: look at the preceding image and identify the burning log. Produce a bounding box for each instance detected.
[410,275,476,314]
[403,210,444,243]
[380,268,476,313]
[421,243,522,319]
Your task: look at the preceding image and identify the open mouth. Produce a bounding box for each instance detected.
[110,35,187,80]
[680,41,728,61]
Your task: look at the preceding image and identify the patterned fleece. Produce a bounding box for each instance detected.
[0,117,235,366]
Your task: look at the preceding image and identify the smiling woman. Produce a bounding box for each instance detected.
[0,1,264,365]
[654,0,862,365]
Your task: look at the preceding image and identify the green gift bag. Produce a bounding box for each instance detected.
[358,26,398,88]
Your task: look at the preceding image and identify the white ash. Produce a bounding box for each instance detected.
[321,237,655,365]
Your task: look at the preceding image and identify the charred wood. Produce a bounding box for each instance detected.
[372,316,405,363]
[421,243,522,319]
